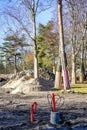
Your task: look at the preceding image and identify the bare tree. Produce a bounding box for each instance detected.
[3,0,40,78]
[79,13,87,82]
[57,0,70,90]
[3,0,55,79]
[67,0,87,84]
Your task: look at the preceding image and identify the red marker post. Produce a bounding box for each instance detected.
[30,109,34,123]
[51,93,56,112]
[30,102,37,123]
[32,102,37,113]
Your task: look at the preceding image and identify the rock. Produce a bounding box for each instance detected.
[0,78,6,82]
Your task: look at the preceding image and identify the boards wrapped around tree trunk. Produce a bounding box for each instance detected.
[54,57,62,88]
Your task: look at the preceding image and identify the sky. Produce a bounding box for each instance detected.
[37,9,54,25]
[0,0,8,43]
[0,0,55,44]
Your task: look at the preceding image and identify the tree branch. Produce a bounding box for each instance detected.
[4,10,33,40]
[35,0,40,13]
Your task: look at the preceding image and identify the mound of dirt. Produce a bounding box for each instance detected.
[2,77,54,95]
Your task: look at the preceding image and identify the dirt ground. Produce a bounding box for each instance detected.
[0,87,87,130]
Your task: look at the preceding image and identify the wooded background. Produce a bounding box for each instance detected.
[0,0,87,87]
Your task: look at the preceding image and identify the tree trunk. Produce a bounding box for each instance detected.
[32,0,38,79]
[80,44,84,83]
[71,52,76,84]
[54,57,62,88]
[14,55,17,75]
[53,66,56,74]
[58,0,70,90]
[21,47,25,71]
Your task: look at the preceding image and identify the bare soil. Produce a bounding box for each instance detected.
[0,87,87,130]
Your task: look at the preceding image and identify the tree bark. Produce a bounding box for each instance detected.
[14,55,17,75]
[80,44,84,83]
[54,57,62,88]
[71,51,76,84]
[58,0,70,90]
[32,0,38,79]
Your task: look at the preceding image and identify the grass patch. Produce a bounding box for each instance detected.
[51,84,87,94]
[52,84,87,94]
[72,87,87,93]
[51,87,61,91]
[71,83,87,93]
[71,83,87,88]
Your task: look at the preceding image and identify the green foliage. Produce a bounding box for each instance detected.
[0,34,29,74]
[37,21,58,70]
[0,62,5,74]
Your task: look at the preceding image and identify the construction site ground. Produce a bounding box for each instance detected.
[0,87,87,130]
